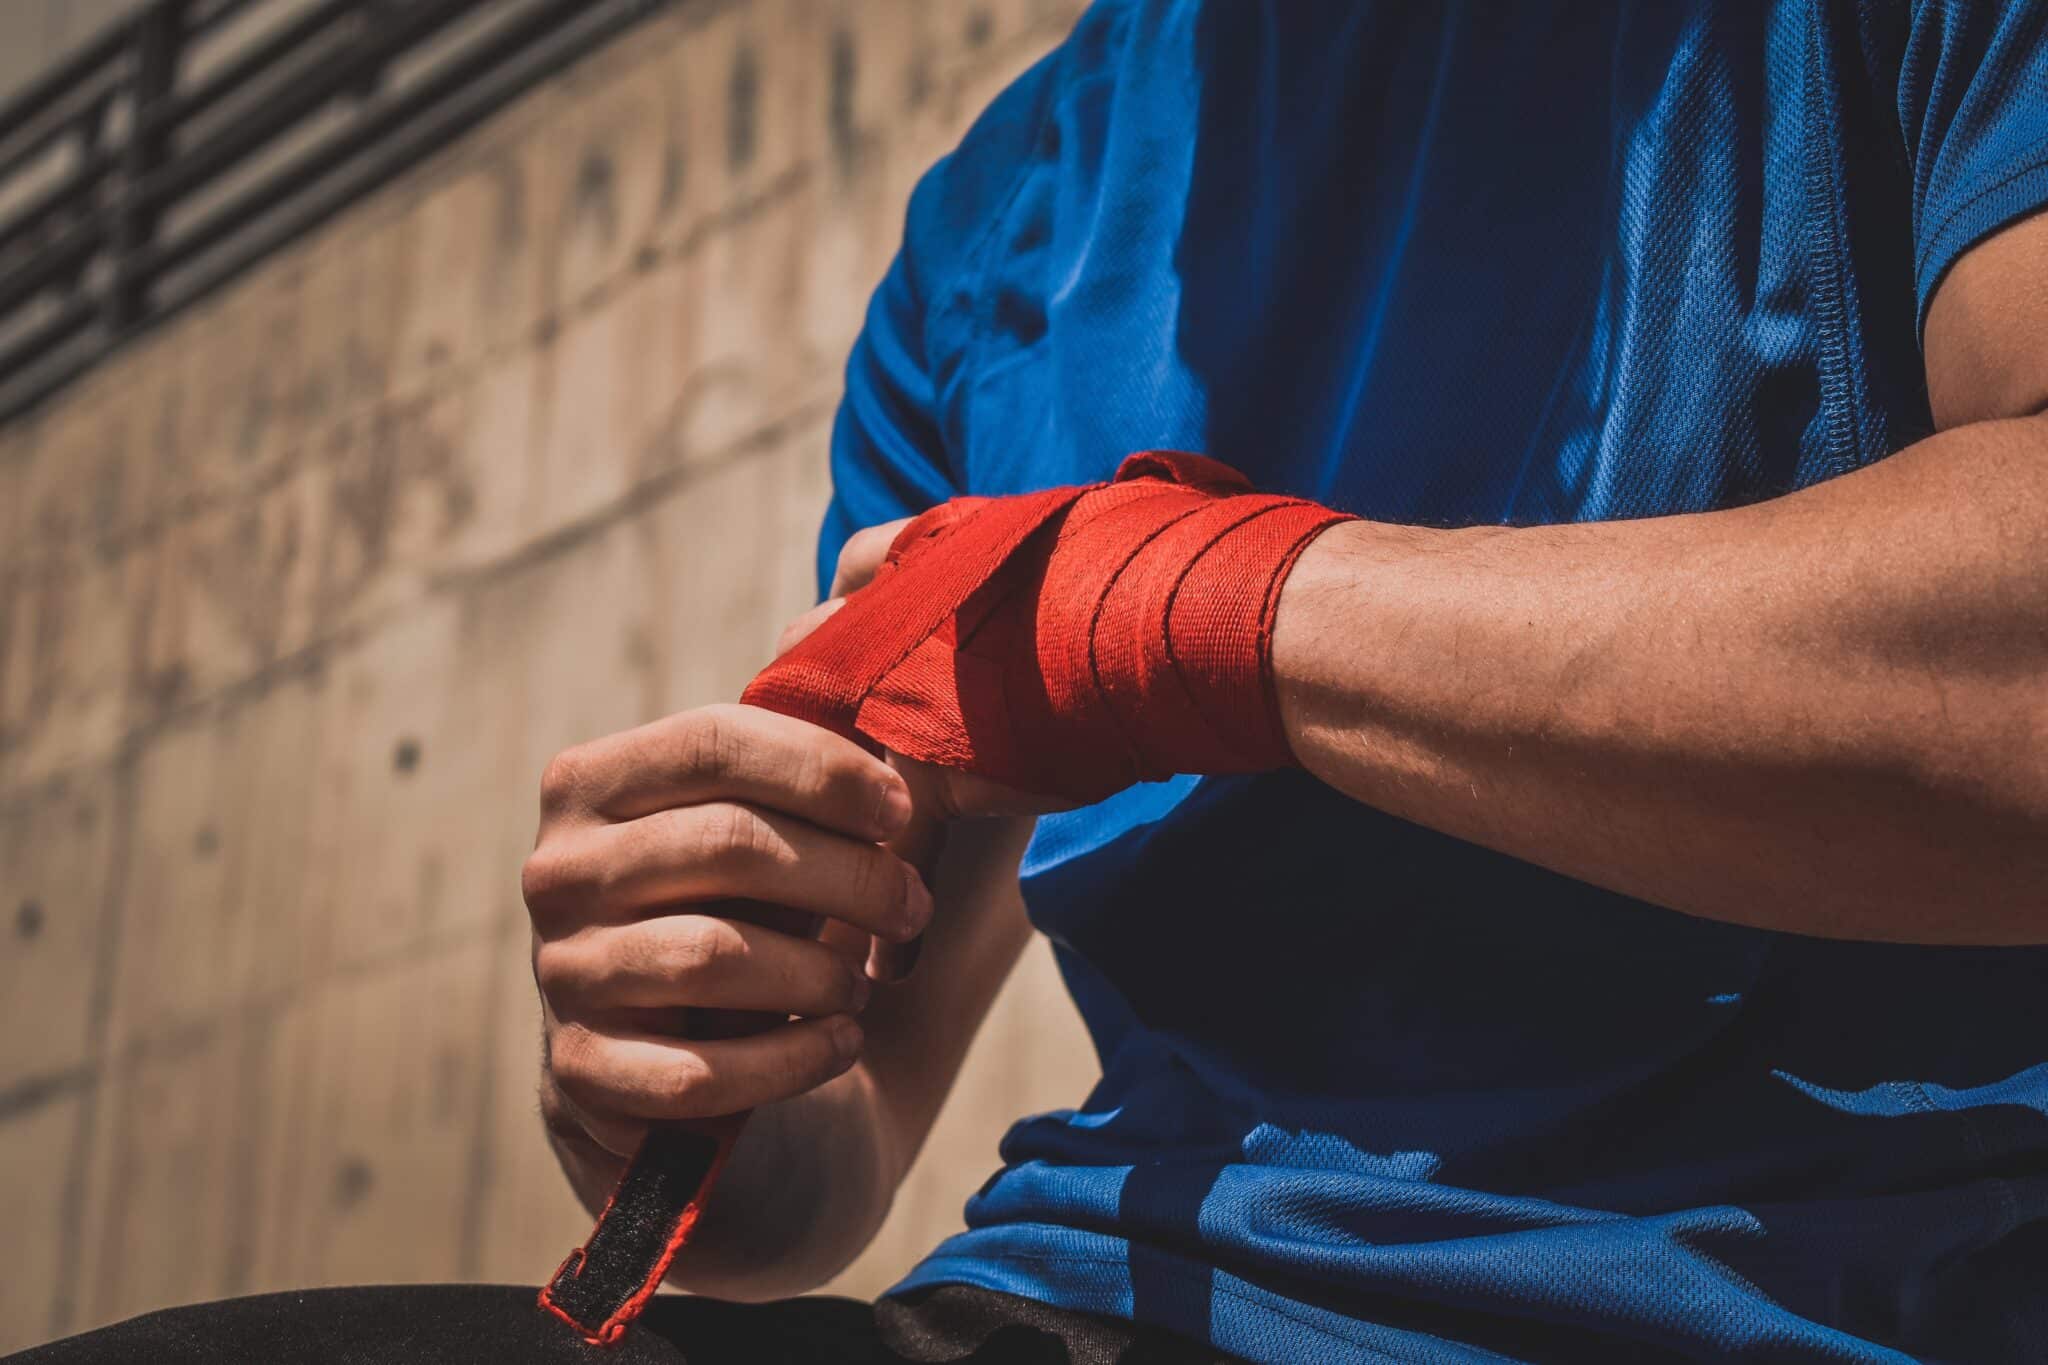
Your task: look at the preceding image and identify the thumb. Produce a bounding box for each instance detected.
[774,596,846,658]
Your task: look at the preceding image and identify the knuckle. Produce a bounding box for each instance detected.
[667,1051,716,1109]
[775,732,836,804]
[546,1021,595,1086]
[539,748,587,813]
[844,847,896,917]
[736,805,787,864]
[676,801,725,870]
[813,742,873,809]
[680,705,745,783]
[697,802,778,875]
[521,848,569,913]
[660,918,734,982]
[789,737,830,802]
[690,802,746,871]
[532,941,572,998]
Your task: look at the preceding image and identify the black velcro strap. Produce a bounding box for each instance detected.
[539,1123,735,1347]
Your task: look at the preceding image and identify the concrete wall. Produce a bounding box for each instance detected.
[0,2,1092,1351]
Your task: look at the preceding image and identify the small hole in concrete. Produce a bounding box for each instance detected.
[16,900,43,940]
[333,1157,375,1209]
[193,826,219,858]
[393,737,422,775]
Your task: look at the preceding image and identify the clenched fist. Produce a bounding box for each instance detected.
[523,704,933,1162]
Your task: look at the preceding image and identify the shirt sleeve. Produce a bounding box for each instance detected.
[1898,2,2048,333]
[815,47,1065,599]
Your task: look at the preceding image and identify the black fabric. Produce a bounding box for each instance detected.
[543,1126,725,1337]
[7,1283,1241,1364]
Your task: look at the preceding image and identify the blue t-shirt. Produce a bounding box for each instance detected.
[817,4,2048,1360]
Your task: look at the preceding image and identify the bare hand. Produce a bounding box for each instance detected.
[524,704,934,1159]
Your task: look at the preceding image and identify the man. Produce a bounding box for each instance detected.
[20,3,2046,1363]
[522,3,2048,1360]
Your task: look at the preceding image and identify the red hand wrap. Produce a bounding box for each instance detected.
[743,451,1353,803]
[541,452,1345,1345]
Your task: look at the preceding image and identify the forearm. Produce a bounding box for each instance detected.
[1273,412,2048,943]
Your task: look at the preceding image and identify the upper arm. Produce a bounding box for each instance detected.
[1897,2,2048,429]
[1924,207,2048,429]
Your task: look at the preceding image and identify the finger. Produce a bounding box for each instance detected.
[868,780,951,983]
[541,1059,650,1161]
[775,597,845,658]
[529,802,934,942]
[541,703,910,837]
[551,1015,864,1122]
[830,518,913,597]
[537,914,871,1018]
[815,916,874,966]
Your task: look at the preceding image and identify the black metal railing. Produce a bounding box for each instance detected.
[0,0,674,426]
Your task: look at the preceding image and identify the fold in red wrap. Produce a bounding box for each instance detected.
[743,451,1353,803]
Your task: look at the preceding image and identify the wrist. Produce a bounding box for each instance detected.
[1269,518,1470,766]
[751,453,1362,801]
